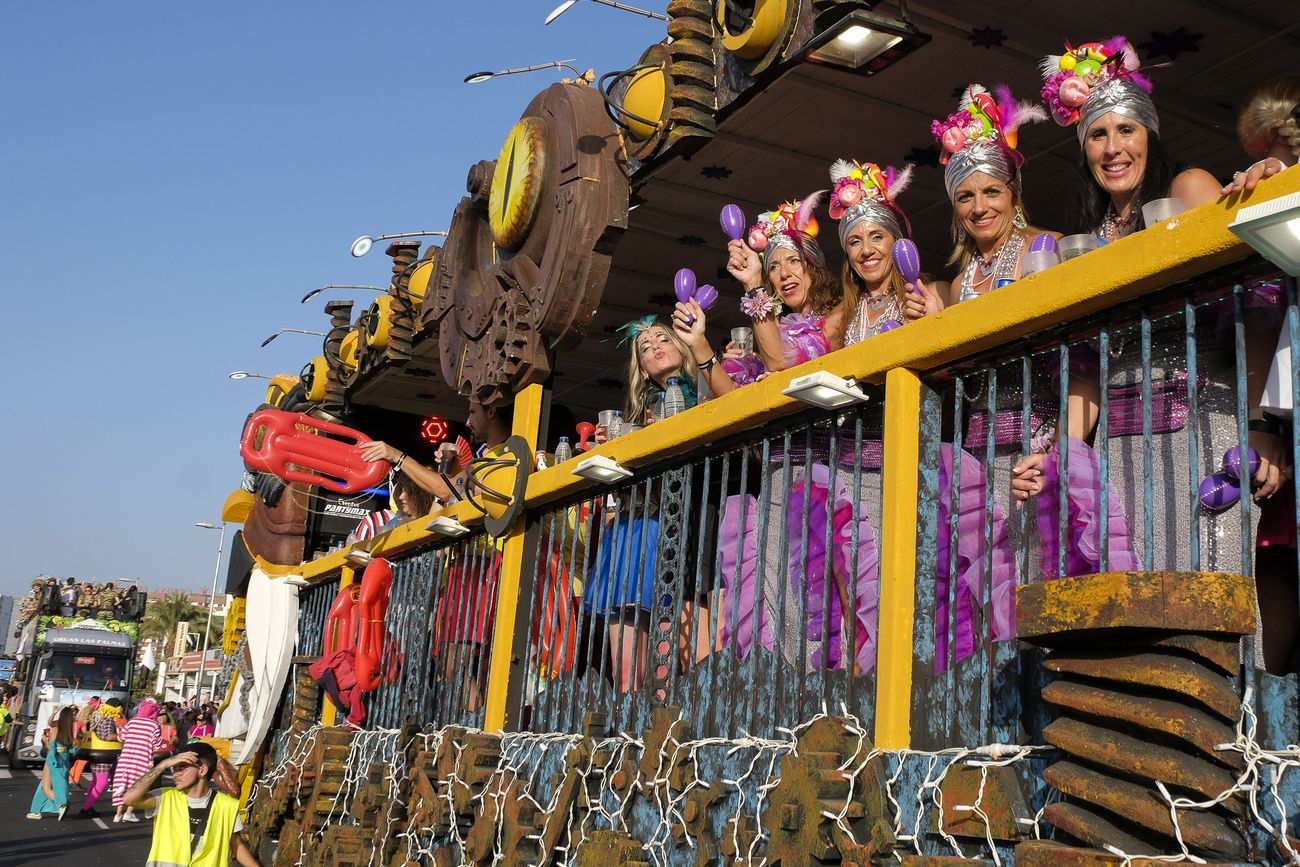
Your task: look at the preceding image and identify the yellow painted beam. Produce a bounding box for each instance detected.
[483,383,545,731]
[319,565,355,728]
[874,368,922,750]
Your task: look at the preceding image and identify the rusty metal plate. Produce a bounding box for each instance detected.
[1041,652,1243,722]
[936,761,1032,841]
[1041,680,1242,770]
[1016,572,1256,643]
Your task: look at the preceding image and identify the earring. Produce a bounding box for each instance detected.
[1013,206,1028,230]
[956,225,968,243]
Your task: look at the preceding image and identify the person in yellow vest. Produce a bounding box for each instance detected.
[123,742,259,867]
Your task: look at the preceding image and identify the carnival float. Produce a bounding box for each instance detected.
[209,1,1300,864]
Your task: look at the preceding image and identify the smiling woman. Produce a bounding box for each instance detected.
[1039,36,1221,239]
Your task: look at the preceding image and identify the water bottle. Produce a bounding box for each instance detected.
[554,437,573,463]
[654,394,666,422]
[663,377,686,417]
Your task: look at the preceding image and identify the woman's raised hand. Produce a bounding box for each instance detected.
[726,239,762,289]
[673,299,708,348]
[359,440,401,464]
[903,278,944,320]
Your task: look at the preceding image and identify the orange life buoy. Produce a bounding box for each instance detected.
[325,585,361,654]
[354,558,393,693]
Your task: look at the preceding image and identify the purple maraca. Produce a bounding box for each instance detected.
[1221,445,1260,482]
[720,204,745,242]
[1029,233,1060,256]
[891,238,922,294]
[694,284,718,309]
[879,319,904,332]
[674,267,696,304]
[1198,471,1241,512]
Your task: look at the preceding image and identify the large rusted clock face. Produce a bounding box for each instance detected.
[423,82,629,407]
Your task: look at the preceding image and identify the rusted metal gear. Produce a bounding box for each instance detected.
[573,829,651,867]
[759,717,894,867]
[463,778,545,867]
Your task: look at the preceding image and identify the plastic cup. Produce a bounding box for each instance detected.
[1020,249,1060,277]
[597,410,620,438]
[730,327,754,354]
[1141,197,1185,227]
[1059,234,1099,261]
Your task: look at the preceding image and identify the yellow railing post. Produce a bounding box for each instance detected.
[318,565,354,727]
[874,367,922,749]
[483,382,545,731]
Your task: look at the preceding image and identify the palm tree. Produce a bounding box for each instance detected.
[141,593,223,650]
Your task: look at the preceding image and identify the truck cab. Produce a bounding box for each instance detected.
[8,625,134,768]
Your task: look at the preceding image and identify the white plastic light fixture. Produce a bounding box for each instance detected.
[427,516,472,537]
[283,575,311,587]
[573,454,633,483]
[344,549,374,568]
[1230,190,1300,276]
[781,370,870,409]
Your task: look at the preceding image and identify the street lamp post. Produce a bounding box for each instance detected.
[195,521,226,705]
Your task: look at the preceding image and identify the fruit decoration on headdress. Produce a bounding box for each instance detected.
[745,191,824,253]
[1039,36,1152,126]
[827,160,913,219]
[930,85,1046,167]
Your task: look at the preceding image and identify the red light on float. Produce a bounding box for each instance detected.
[420,416,449,445]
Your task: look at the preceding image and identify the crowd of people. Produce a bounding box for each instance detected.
[17,576,145,628]
[334,60,1300,700]
[19,691,258,864]
[24,695,226,822]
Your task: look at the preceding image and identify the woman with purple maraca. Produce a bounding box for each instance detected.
[825,159,946,342]
[718,194,849,375]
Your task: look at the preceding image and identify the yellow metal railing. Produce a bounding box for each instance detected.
[255,168,1300,744]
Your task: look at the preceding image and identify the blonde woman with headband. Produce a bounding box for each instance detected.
[1223,76,1299,195]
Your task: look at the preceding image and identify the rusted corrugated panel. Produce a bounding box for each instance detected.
[1041,652,1243,722]
[1043,717,1241,804]
[1016,839,1246,866]
[1043,760,1246,860]
[1041,680,1242,770]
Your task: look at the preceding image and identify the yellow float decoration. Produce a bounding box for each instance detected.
[488,117,549,251]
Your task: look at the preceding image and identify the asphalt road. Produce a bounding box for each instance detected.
[0,767,152,867]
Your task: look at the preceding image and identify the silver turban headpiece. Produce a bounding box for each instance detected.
[1077,77,1160,144]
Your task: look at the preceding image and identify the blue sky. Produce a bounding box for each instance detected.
[0,1,667,597]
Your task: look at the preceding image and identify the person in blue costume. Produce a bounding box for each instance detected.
[587,317,701,693]
[28,706,76,820]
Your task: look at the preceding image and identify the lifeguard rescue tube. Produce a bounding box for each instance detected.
[354,558,394,693]
[79,731,123,765]
[325,584,361,654]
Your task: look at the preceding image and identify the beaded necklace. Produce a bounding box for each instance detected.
[1099,201,1141,242]
[959,230,1026,302]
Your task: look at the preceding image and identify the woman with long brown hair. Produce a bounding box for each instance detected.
[28,706,76,820]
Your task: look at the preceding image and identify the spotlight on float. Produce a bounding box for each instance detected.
[261,328,327,348]
[781,370,870,409]
[283,575,311,587]
[350,231,448,258]
[344,548,374,568]
[228,371,275,381]
[802,4,930,72]
[301,284,387,304]
[572,454,634,484]
[544,0,667,25]
[463,59,582,84]
[1230,190,1300,276]
[426,516,472,537]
